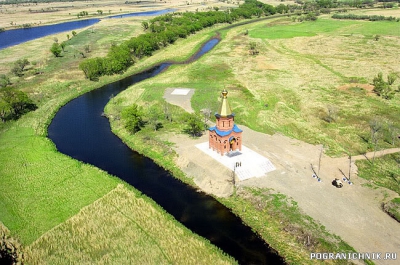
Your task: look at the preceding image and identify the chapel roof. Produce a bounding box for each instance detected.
[218,89,233,117]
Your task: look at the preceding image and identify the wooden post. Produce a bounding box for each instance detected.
[318,145,323,176]
[348,155,352,180]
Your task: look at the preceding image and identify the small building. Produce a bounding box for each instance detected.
[209,89,243,155]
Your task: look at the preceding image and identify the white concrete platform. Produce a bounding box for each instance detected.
[171,88,191,95]
[195,142,276,181]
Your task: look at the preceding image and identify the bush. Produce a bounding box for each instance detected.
[50,43,62,57]
[122,104,144,134]
[0,225,24,264]
[0,75,11,88]
[0,88,37,121]
[10,58,30,77]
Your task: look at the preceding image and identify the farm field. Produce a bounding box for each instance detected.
[1,1,400,264]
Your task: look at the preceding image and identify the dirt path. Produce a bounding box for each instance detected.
[168,126,400,264]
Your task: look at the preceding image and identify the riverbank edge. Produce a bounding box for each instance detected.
[102,32,365,265]
[0,6,177,32]
[0,27,240,264]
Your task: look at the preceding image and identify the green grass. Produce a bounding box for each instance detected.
[249,19,351,39]
[356,153,400,195]
[382,197,400,222]
[0,126,119,244]
[25,184,236,265]
[249,19,400,40]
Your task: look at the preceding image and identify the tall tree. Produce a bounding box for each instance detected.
[147,105,163,131]
[122,104,144,134]
[184,112,204,137]
[1,89,37,119]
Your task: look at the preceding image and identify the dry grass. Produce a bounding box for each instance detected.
[25,184,235,265]
[0,0,236,29]
[348,7,400,17]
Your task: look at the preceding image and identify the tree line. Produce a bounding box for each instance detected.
[332,13,400,21]
[120,103,206,137]
[79,0,280,80]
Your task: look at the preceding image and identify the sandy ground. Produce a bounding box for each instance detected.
[164,88,400,265]
[163,88,195,113]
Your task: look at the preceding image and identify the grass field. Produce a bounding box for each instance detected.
[25,184,235,265]
[0,16,238,263]
[356,153,400,195]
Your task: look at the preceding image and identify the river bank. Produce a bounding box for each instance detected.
[0,0,231,30]
[0,20,243,264]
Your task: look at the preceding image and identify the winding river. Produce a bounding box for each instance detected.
[47,38,285,264]
[0,9,175,50]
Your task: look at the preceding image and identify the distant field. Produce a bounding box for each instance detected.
[250,19,400,39]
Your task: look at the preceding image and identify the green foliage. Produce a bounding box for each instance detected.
[0,74,11,88]
[332,13,399,21]
[71,30,77,36]
[60,41,67,52]
[77,10,89,18]
[0,88,37,121]
[103,44,133,75]
[122,104,144,134]
[183,112,204,137]
[50,42,62,57]
[79,57,105,81]
[372,72,398,99]
[10,58,30,77]
[141,21,149,31]
[79,0,279,80]
[147,105,164,131]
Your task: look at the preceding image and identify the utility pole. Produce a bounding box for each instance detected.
[318,145,324,176]
[348,155,352,180]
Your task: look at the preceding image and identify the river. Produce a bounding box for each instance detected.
[0,9,175,50]
[47,37,285,264]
